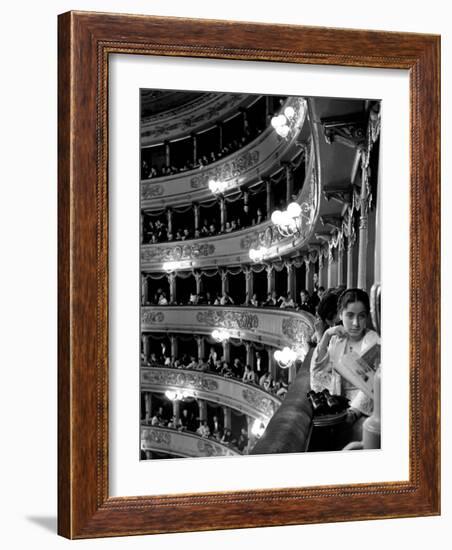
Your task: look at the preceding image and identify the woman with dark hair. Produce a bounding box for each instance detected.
[310,288,379,421]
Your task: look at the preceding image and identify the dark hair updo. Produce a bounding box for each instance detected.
[337,288,370,314]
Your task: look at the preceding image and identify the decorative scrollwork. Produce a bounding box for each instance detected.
[281,317,314,344]
[141,242,215,263]
[190,150,260,189]
[141,368,219,392]
[197,439,235,457]
[242,388,279,417]
[141,311,165,324]
[141,184,164,199]
[141,428,172,447]
[196,310,259,330]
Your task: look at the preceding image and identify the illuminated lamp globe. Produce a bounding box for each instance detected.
[287,202,302,218]
[276,125,290,138]
[271,210,283,225]
[284,106,295,119]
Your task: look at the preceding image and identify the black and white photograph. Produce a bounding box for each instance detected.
[139,90,382,459]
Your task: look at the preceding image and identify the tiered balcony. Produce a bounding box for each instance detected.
[140,426,240,458]
[141,305,315,352]
[141,97,308,210]
[141,367,282,423]
[141,139,319,270]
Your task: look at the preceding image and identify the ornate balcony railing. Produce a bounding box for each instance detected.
[141,97,308,209]
[141,138,319,270]
[141,367,281,423]
[140,425,240,458]
[141,93,253,147]
[141,306,315,353]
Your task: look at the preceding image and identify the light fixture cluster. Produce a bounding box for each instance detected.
[251,418,267,438]
[273,347,298,369]
[271,202,302,238]
[208,179,228,194]
[249,245,271,263]
[165,389,194,401]
[211,328,231,342]
[270,105,295,138]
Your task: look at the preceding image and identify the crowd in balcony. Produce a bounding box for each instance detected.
[141,348,289,400]
[144,404,252,454]
[141,95,286,180]
[145,285,324,315]
[143,204,266,244]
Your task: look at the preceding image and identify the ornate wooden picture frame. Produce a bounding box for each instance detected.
[58,11,440,539]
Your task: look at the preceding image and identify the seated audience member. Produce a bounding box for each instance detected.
[200,221,209,236]
[196,421,210,438]
[263,291,278,307]
[279,292,295,309]
[158,292,168,305]
[249,293,259,307]
[232,358,244,378]
[298,290,313,313]
[242,365,256,384]
[221,428,234,445]
[224,221,232,233]
[208,223,216,236]
[220,292,234,305]
[274,380,288,398]
[237,428,249,453]
[313,287,342,343]
[310,288,379,442]
[259,371,274,392]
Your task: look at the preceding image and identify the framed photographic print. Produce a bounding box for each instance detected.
[58,11,440,538]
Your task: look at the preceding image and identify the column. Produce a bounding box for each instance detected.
[268,347,278,380]
[288,364,297,384]
[194,271,202,295]
[170,335,178,361]
[191,133,197,164]
[198,399,207,422]
[266,265,275,294]
[327,245,335,289]
[168,272,176,304]
[141,274,149,305]
[286,263,294,297]
[222,340,231,363]
[304,259,312,292]
[318,255,326,288]
[337,237,345,286]
[193,203,200,232]
[221,269,229,295]
[141,212,144,244]
[166,207,173,236]
[164,140,171,168]
[245,343,254,369]
[245,268,253,300]
[283,161,293,203]
[217,123,223,151]
[141,334,150,361]
[357,151,369,290]
[219,196,226,232]
[265,96,272,122]
[144,392,152,422]
[223,406,232,430]
[265,178,272,218]
[172,400,180,425]
[243,190,249,207]
[240,108,248,133]
[196,336,205,361]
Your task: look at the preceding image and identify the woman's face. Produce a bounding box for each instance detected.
[340,300,368,340]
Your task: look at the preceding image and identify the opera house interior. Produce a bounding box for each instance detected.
[139,89,381,460]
